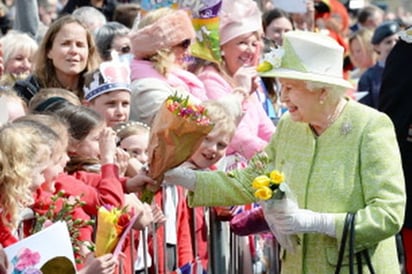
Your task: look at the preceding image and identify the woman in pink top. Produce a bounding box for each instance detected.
[195,0,275,160]
[129,8,244,127]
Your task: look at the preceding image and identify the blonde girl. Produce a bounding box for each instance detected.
[0,120,56,246]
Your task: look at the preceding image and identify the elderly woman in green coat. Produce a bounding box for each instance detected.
[163,30,406,273]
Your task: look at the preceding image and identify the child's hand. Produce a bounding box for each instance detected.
[115,148,129,176]
[125,173,157,193]
[133,202,153,230]
[151,203,167,227]
[99,128,117,165]
[79,253,118,274]
[124,157,143,177]
[124,194,153,230]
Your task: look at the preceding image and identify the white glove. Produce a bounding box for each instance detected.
[163,167,197,191]
[271,207,336,237]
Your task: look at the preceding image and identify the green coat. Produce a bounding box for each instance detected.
[189,99,405,273]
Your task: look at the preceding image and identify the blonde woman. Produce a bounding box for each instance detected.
[348,28,377,85]
[0,30,38,87]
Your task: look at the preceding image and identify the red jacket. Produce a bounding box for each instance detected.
[0,217,17,247]
[54,164,125,216]
[147,186,193,274]
[189,207,208,270]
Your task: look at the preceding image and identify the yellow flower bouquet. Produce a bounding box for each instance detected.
[252,170,287,201]
[94,205,137,257]
[249,154,299,253]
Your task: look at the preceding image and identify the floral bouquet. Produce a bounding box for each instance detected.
[142,93,214,203]
[249,154,299,253]
[31,191,94,264]
[94,205,137,257]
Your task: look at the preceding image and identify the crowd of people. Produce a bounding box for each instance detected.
[0,0,410,273]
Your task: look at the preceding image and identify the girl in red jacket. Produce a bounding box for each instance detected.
[49,104,154,274]
[0,120,56,247]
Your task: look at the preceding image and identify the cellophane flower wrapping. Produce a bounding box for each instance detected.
[94,205,132,257]
[142,94,214,203]
[260,183,300,253]
[248,153,299,253]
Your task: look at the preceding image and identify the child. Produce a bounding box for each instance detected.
[28,87,81,113]
[114,121,167,273]
[182,100,238,271]
[17,114,93,259]
[83,55,131,127]
[0,120,55,247]
[114,121,150,177]
[0,89,27,123]
[358,21,399,109]
[115,121,193,273]
[50,104,154,274]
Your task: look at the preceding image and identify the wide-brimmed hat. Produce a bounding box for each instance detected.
[259,31,353,89]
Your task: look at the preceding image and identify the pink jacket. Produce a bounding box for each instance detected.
[198,65,275,159]
[131,59,207,101]
[168,68,208,101]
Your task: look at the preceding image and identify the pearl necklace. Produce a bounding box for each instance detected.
[311,99,347,136]
[326,99,346,129]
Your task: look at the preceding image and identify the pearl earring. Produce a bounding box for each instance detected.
[319,99,324,105]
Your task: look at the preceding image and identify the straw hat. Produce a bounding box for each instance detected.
[259,31,353,89]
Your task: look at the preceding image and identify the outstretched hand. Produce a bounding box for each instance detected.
[163,167,197,191]
[125,171,157,193]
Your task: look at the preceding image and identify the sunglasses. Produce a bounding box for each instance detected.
[177,39,191,49]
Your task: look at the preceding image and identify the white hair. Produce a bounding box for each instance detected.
[305,81,346,102]
[72,6,107,33]
[0,30,38,66]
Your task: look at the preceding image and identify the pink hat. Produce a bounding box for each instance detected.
[130,9,196,59]
[219,0,262,45]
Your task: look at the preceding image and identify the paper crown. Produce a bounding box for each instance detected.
[83,53,131,101]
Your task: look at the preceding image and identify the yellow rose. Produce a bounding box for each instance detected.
[270,170,285,184]
[252,175,271,189]
[254,186,273,200]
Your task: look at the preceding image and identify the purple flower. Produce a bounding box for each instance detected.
[22,267,42,274]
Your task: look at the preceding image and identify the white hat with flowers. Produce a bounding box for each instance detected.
[259,31,353,90]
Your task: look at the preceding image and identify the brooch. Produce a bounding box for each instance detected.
[341,121,352,135]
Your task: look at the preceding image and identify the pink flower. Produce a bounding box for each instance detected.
[14,248,40,271]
